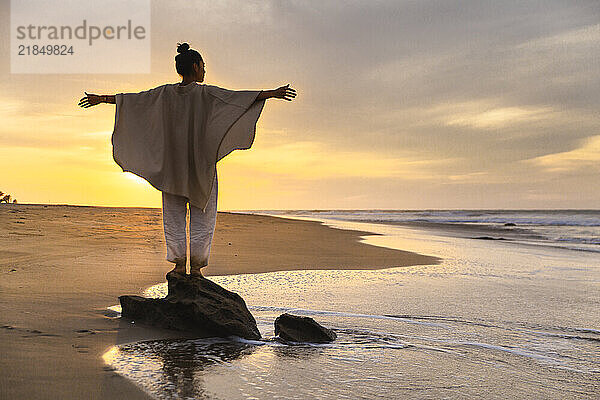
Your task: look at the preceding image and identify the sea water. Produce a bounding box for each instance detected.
[250,209,600,253]
[104,210,600,399]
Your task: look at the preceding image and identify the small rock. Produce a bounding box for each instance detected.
[275,313,336,343]
[473,236,506,241]
[504,222,516,227]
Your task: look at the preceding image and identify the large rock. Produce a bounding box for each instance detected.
[274,313,337,343]
[119,271,260,340]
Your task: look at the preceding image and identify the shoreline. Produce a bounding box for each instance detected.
[243,210,600,255]
[0,204,439,399]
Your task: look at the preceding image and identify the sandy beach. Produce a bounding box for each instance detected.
[0,204,438,399]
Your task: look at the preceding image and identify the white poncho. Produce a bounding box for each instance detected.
[111,83,265,211]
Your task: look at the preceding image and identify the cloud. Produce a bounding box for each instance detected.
[1,1,599,208]
[446,106,558,130]
[517,23,600,48]
[525,135,600,172]
[220,140,458,180]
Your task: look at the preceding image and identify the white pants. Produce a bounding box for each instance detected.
[161,173,218,268]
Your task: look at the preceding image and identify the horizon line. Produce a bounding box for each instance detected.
[3,203,599,212]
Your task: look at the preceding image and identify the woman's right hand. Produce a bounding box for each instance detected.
[272,84,297,101]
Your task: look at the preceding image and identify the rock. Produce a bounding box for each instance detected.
[119,271,260,340]
[274,313,336,343]
[504,222,516,227]
[473,236,506,240]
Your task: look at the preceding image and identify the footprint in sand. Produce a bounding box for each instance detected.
[27,329,61,337]
[75,329,97,334]
[1,325,61,337]
[74,327,118,336]
[72,344,89,353]
[19,328,62,338]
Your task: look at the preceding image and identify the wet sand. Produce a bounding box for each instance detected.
[0,204,438,399]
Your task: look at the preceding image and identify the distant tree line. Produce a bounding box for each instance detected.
[0,191,17,204]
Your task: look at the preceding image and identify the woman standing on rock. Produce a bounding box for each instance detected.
[78,42,296,277]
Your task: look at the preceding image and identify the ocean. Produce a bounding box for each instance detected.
[104,210,600,399]
[248,209,600,253]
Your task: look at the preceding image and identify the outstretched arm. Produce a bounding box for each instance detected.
[256,84,296,102]
[78,92,115,108]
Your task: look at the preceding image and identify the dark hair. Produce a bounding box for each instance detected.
[175,42,203,76]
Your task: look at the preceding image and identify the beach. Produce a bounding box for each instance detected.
[0,204,438,399]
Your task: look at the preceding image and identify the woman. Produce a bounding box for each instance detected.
[78,42,296,278]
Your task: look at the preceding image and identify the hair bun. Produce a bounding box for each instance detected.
[177,42,190,53]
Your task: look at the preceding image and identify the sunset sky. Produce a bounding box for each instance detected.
[1,1,599,209]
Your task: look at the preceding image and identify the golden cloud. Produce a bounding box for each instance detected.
[525,135,600,172]
[219,140,457,180]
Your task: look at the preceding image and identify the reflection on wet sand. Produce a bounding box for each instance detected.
[104,337,256,399]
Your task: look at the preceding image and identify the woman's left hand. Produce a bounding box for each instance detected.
[78,92,102,108]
